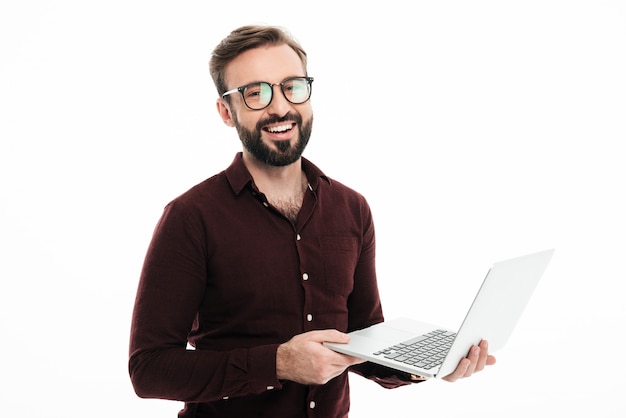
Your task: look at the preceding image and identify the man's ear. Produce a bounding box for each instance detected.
[216,98,235,127]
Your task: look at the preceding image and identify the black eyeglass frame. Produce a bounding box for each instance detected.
[221,76,314,110]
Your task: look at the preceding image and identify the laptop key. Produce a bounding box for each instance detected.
[383,352,402,359]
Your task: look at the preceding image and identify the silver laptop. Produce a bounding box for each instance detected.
[324,249,555,379]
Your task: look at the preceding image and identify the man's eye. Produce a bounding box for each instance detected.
[245,88,261,98]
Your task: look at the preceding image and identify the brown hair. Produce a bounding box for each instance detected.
[209,25,308,96]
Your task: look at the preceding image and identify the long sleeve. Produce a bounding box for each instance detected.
[343,194,418,389]
[128,200,282,402]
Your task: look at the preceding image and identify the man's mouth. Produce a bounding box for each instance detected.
[264,123,296,134]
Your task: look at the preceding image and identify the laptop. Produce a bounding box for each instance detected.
[324,249,555,379]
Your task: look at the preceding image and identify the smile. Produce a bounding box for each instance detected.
[264,123,295,133]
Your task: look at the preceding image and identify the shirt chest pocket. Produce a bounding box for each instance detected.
[318,236,358,296]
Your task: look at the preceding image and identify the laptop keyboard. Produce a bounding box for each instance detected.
[373,329,457,370]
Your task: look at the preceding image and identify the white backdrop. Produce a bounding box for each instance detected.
[1,1,624,417]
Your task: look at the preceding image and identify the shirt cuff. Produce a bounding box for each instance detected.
[248,344,283,393]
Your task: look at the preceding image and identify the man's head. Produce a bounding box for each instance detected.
[210,25,313,167]
[209,25,308,97]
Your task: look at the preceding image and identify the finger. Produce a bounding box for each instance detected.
[310,329,351,344]
[474,340,489,372]
[443,358,470,382]
[463,345,480,377]
[329,355,365,370]
[341,353,366,365]
[321,353,365,384]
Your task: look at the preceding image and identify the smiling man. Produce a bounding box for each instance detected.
[128,25,495,418]
[219,44,313,168]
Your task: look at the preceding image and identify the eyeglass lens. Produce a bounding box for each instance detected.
[242,78,311,109]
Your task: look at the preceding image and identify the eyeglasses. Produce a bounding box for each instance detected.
[221,76,314,110]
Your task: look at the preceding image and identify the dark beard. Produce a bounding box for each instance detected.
[234,113,313,167]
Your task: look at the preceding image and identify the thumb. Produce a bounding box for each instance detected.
[310,329,351,344]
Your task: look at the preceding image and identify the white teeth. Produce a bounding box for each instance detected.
[267,124,292,133]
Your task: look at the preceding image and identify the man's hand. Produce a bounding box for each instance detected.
[442,340,496,382]
[276,330,365,385]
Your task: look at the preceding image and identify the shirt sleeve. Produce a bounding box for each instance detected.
[345,199,424,389]
[345,198,384,332]
[128,200,282,402]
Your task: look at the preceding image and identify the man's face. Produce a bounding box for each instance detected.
[217,44,313,167]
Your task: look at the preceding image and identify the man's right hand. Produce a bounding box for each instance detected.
[276,330,365,385]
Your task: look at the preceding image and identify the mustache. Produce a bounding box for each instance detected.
[255,112,302,131]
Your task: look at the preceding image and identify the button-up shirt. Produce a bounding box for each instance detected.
[129,153,411,417]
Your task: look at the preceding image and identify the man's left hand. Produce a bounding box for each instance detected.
[442,340,496,383]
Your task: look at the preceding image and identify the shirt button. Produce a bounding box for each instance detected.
[267,386,274,390]
[262,202,269,208]
[296,233,301,241]
[222,396,229,400]
[302,273,309,281]
[309,401,316,409]
[307,314,313,322]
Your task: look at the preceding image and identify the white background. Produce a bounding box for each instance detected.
[1,1,625,417]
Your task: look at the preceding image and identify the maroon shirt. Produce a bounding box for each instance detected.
[129,153,412,417]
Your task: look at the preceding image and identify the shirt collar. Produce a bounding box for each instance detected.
[225,152,331,196]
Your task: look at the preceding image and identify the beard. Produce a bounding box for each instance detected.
[233,112,313,167]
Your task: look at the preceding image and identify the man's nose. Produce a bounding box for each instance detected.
[265,85,291,115]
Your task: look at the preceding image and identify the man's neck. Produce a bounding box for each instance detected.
[242,152,308,223]
[241,152,306,198]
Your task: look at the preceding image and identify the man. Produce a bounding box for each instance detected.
[129,25,495,417]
